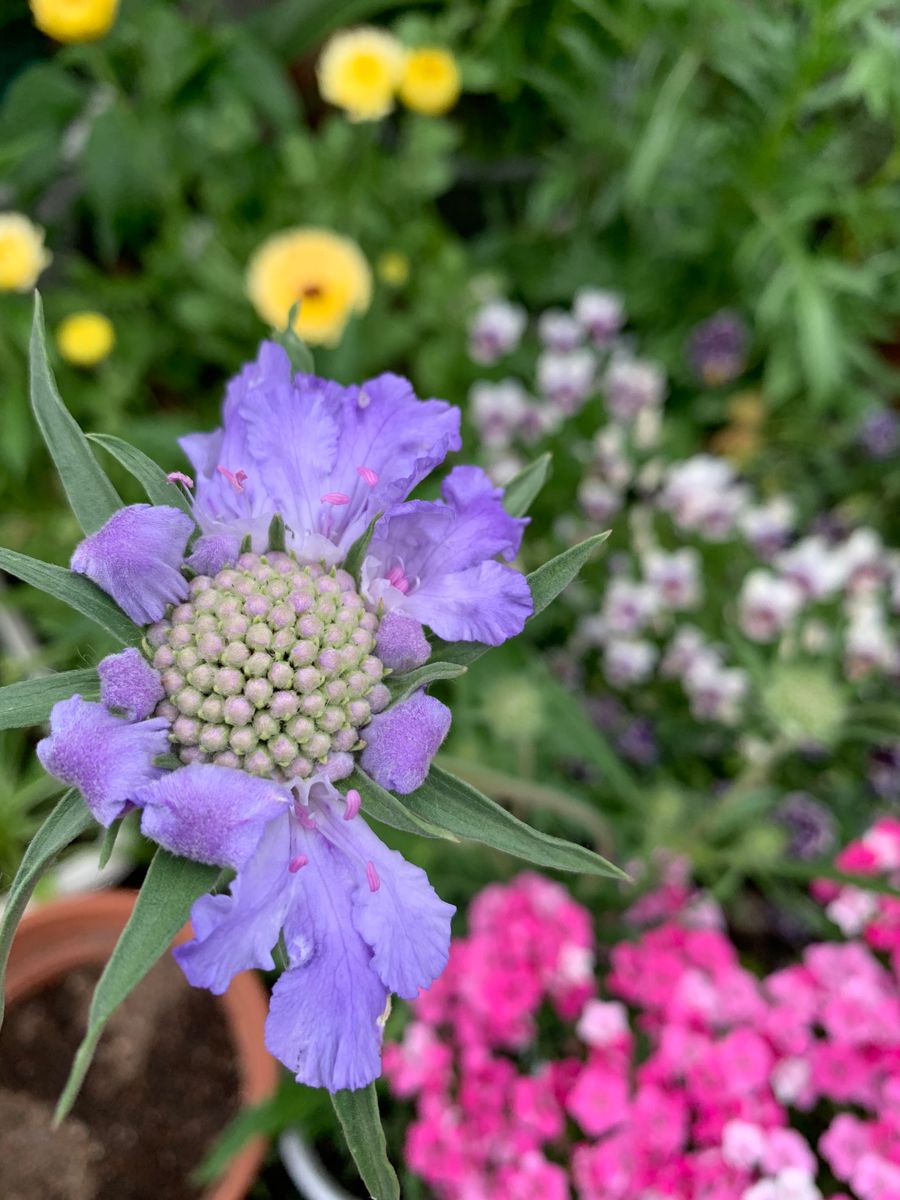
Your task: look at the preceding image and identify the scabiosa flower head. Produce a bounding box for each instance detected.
[687,310,748,386]
[468,299,527,364]
[644,547,702,611]
[738,570,804,643]
[741,497,795,558]
[659,455,750,541]
[469,378,530,450]
[37,339,542,1092]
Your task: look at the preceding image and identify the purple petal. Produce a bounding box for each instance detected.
[374,611,431,673]
[403,558,533,645]
[440,465,527,562]
[360,690,450,794]
[266,827,388,1091]
[180,343,289,550]
[70,504,193,625]
[97,648,164,721]
[136,763,290,870]
[319,801,454,999]
[37,695,169,826]
[175,814,294,994]
[184,532,241,575]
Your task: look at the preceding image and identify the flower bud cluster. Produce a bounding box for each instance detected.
[145,551,389,781]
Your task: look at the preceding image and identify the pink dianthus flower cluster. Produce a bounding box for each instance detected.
[385,866,900,1200]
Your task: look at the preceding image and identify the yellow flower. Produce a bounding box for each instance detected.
[377,250,410,288]
[398,47,461,116]
[30,0,119,43]
[0,213,51,292]
[317,27,405,122]
[57,311,115,366]
[246,228,372,347]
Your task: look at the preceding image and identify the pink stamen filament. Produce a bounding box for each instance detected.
[356,466,379,487]
[366,861,380,892]
[386,564,411,595]
[343,788,361,821]
[288,854,309,873]
[321,492,351,506]
[294,803,316,831]
[216,465,248,493]
[166,471,194,489]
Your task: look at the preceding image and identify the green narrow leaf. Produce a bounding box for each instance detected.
[87,433,193,514]
[0,667,99,730]
[431,531,610,667]
[0,547,140,646]
[386,660,467,706]
[331,1084,400,1200]
[344,514,379,581]
[97,819,122,870]
[0,790,93,1027]
[29,292,122,534]
[502,453,551,517]
[405,765,627,879]
[273,302,316,373]
[55,849,219,1122]
[267,513,287,552]
[348,769,458,841]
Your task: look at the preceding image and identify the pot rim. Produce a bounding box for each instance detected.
[4,887,277,1200]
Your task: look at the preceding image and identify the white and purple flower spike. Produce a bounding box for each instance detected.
[71,503,194,625]
[37,695,169,826]
[361,690,451,795]
[363,465,533,645]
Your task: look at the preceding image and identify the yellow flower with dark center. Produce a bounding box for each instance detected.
[30,0,119,43]
[246,228,372,347]
[57,312,115,366]
[398,47,461,116]
[0,213,51,292]
[317,27,405,122]
[377,250,410,287]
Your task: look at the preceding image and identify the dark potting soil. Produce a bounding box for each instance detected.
[0,954,241,1200]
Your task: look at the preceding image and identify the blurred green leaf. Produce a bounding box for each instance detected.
[87,433,193,514]
[331,1084,400,1200]
[0,668,99,731]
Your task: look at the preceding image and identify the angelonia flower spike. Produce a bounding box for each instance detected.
[0,296,618,1190]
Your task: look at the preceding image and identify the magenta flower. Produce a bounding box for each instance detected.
[37,340,540,1092]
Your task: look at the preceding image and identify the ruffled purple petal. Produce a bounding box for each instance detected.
[319,800,454,999]
[403,558,534,645]
[136,763,290,870]
[180,343,288,551]
[174,813,294,994]
[374,611,431,673]
[37,695,169,826]
[360,690,450,794]
[265,824,388,1091]
[184,532,241,575]
[70,504,193,625]
[97,647,164,721]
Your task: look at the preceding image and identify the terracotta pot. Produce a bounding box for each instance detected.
[5,889,277,1200]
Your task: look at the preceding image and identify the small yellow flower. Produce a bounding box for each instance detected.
[0,213,52,292]
[30,0,119,43]
[377,250,410,288]
[317,27,405,122]
[246,228,372,347]
[398,47,461,116]
[57,311,115,367]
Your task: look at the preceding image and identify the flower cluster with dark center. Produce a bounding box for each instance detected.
[144,551,389,781]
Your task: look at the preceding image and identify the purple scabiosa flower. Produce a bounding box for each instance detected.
[687,310,748,386]
[35,340,541,1092]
